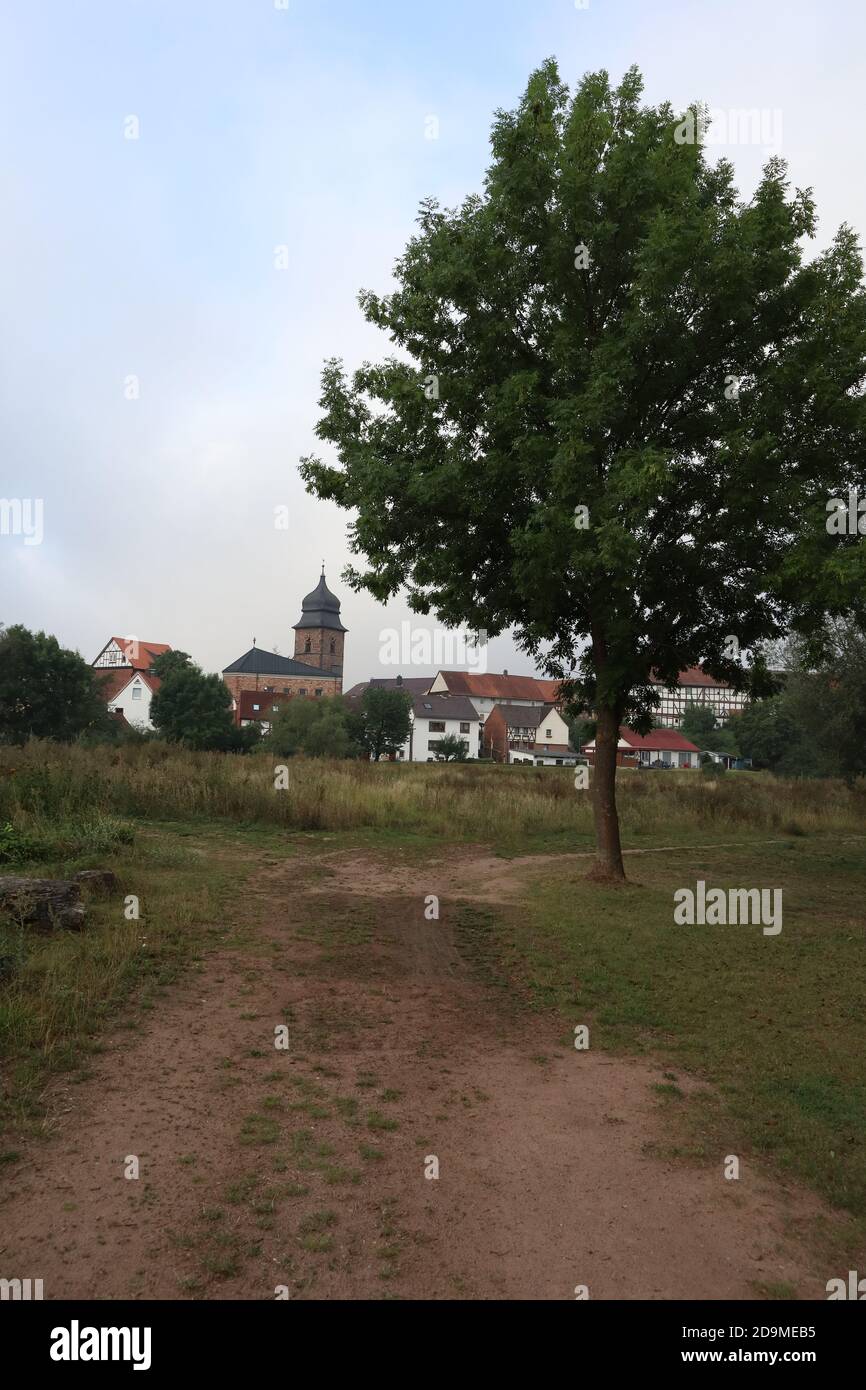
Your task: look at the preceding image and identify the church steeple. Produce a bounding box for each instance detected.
[292,567,347,674]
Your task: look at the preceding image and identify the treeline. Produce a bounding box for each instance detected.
[0,626,426,760]
[2,622,863,780]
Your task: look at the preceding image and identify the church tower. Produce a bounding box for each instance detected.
[292,567,347,679]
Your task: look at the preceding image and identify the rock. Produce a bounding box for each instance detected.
[74,869,119,895]
[0,877,86,932]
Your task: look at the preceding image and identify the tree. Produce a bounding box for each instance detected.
[434,733,469,761]
[151,650,193,680]
[149,654,236,750]
[680,701,717,747]
[568,714,596,753]
[770,617,866,781]
[0,624,110,744]
[300,62,866,879]
[358,687,412,761]
[268,696,362,759]
[735,698,800,770]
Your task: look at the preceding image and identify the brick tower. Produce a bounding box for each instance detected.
[292,566,347,680]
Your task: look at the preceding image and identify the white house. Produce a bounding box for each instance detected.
[92,637,172,731]
[397,693,483,761]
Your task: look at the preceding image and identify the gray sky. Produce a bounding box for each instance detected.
[2,0,864,688]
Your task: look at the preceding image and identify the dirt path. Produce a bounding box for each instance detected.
[0,843,836,1300]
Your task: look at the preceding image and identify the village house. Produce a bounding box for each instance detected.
[91,637,172,730]
[426,670,562,721]
[400,693,483,762]
[484,701,579,765]
[581,728,701,769]
[648,666,748,727]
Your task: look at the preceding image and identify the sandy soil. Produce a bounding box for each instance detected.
[0,843,837,1300]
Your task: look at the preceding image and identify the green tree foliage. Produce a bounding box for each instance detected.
[680,701,717,746]
[0,624,109,744]
[300,61,866,877]
[433,733,469,761]
[568,715,596,752]
[151,650,193,680]
[149,653,237,750]
[358,687,412,761]
[268,696,361,759]
[735,698,799,770]
[740,619,866,780]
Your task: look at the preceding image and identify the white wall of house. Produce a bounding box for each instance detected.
[397,712,483,761]
[107,674,155,729]
[535,708,571,746]
[509,748,579,766]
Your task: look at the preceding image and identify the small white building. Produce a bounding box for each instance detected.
[92,637,172,731]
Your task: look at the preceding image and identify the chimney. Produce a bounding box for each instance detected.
[503,669,508,676]
[396,674,403,686]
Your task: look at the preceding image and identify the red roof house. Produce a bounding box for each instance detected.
[582,727,700,768]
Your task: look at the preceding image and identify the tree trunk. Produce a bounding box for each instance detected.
[589,704,626,881]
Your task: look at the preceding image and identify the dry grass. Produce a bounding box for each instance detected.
[0,741,863,851]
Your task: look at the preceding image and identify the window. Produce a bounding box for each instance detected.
[329,638,336,654]
[252,703,260,712]
[460,722,470,733]
[132,686,142,700]
[282,687,289,694]
[304,638,311,653]
[299,688,307,696]
[429,721,445,732]
[545,728,552,738]
[315,689,323,697]
[272,705,279,713]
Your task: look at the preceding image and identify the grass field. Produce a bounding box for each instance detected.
[1,743,864,1262]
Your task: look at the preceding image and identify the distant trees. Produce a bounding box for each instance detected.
[734,698,799,771]
[267,687,413,761]
[737,620,866,781]
[268,695,361,759]
[679,702,717,747]
[357,687,412,761]
[0,624,109,744]
[150,651,241,751]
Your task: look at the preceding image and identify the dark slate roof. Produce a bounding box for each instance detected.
[411,694,480,722]
[491,701,547,728]
[343,677,432,699]
[293,572,348,633]
[222,647,337,677]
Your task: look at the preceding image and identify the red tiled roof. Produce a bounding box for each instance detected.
[621,728,700,752]
[94,669,162,702]
[581,728,700,753]
[649,666,730,689]
[104,639,172,670]
[436,671,563,702]
[238,690,292,721]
